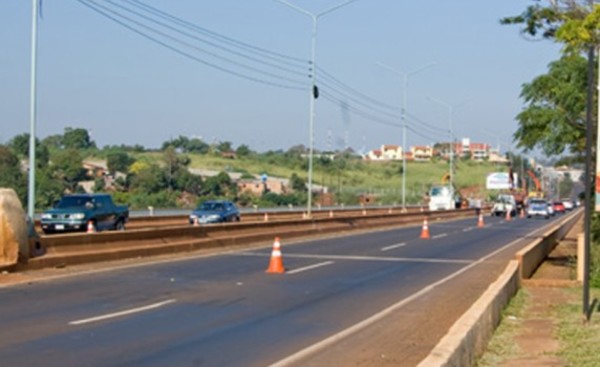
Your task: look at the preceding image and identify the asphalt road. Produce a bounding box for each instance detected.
[0,212,570,366]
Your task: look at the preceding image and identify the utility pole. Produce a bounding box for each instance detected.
[27,0,40,219]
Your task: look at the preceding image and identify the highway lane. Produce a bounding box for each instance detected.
[0,213,570,366]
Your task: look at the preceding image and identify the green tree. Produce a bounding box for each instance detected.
[8,133,33,156]
[235,144,252,157]
[106,151,135,174]
[513,54,588,155]
[51,149,87,192]
[0,146,27,204]
[62,127,95,150]
[290,173,307,192]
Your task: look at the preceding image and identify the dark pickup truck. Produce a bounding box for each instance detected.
[40,194,129,234]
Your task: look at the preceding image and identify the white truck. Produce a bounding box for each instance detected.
[490,194,516,217]
[428,185,457,211]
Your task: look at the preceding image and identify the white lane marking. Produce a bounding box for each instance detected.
[238,252,471,265]
[432,233,447,239]
[69,299,176,326]
[268,234,532,367]
[287,261,334,275]
[463,227,473,232]
[381,243,406,252]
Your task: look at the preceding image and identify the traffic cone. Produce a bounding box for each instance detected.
[86,220,96,233]
[193,216,199,226]
[329,210,334,218]
[477,213,485,228]
[505,210,512,221]
[362,209,367,216]
[520,208,525,218]
[266,237,285,274]
[420,218,430,239]
[388,208,392,214]
[264,212,269,222]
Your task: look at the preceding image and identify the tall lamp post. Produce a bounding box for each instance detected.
[275,0,360,218]
[427,97,468,189]
[376,62,435,211]
[27,0,40,219]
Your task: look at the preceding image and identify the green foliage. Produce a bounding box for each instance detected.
[51,149,87,192]
[106,151,135,174]
[235,144,252,157]
[35,167,65,209]
[290,173,306,192]
[62,127,96,150]
[0,145,27,204]
[513,54,588,156]
[258,192,306,207]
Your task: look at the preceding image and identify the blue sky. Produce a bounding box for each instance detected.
[1,0,561,154]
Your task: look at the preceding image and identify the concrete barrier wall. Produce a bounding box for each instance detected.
[417,261,520,367]
[418,208,583,367]
[39,209,476,256]
[516,210,582,279]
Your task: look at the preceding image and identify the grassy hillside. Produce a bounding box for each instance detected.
[135,151,507,205]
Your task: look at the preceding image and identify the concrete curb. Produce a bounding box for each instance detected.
[417,261,520,367]
[417,209,582,367]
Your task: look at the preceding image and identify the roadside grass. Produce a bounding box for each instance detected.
[478,287,600,367]
[557,287,600,367]
[476,289,529,366]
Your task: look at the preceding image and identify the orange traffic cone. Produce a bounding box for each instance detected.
[329,210,334,218]
[86,220,96,233]
[388,208,392,214]
[505,210,512,221]
[266,237,285,274]
[520,208,525,218]
[193,216,199,226]
[264,212,269,222]
[477,213,485,228]
[362,209,367,216]
[420,218,430,239]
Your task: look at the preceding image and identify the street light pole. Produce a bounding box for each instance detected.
[275,0,360,218]
[376,62,435,211]
[27,0,39,219]
[427,97,467,189]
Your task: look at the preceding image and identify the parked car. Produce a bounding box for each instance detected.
[526,199,550,219]
[189,200,240,224]
[40,193,129,234]
[553,201,566,214]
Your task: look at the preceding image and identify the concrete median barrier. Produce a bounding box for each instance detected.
[418,208,582,367]
[21,208,479,271]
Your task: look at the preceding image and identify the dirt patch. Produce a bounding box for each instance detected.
[483,218,583,367]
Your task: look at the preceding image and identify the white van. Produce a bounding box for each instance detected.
[428,185,456,211]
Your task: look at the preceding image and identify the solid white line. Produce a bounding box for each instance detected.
[381,243,406,252]
[287,261,334,275]
[268,235,532,367]
[432,233,448,239]
[69,299,176,326]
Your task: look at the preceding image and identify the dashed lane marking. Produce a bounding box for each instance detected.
[381,243,406,252]
[287,261,334,275]
[69,299,176,326]
[432,233,448,239]
[237,252,471,265]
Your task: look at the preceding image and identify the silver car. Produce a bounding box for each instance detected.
[527,199,550,219]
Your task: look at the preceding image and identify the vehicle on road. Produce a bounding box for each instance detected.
[428,185,458,211]
[189,200,240,224]
[526,199,550,219]
[491,194,516,217]
[553,201,566,214]
[561,198,574,211]
[41,194,129,234]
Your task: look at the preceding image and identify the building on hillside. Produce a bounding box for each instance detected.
[82,159,108,178]
[411,145,433,161]
[237,178,289,196]
[365,144,403,161]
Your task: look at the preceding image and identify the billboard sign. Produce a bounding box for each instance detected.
[486,172,517,190]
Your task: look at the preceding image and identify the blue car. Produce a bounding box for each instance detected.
[189,200,240,224]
